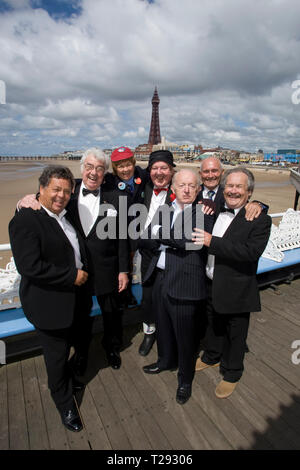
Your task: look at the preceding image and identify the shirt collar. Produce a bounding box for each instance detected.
[41,204,67,220]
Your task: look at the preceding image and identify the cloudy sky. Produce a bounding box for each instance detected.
[0,0,300,155]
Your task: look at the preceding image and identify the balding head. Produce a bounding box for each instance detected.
[172,169,200,208]
[199,157,223,191]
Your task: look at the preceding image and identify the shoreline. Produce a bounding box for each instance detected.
[0,160,297,267]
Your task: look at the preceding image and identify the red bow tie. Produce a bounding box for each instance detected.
[154,187,168,196]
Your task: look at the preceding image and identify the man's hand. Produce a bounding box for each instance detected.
[118,272,129,292]
[198,198,216,215]
[17,194,41,211]
[245,201,262,221]
[74,269,89,286]
[192,227,212,247]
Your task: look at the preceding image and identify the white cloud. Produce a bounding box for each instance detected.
[0,0,300,154]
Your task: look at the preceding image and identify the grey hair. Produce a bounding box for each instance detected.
[221,166,255,193]
[80,147,110,174]
[172,169,201,187]
[199,156,223,172]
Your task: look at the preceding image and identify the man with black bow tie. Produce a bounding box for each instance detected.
[9,166,92,432]
[192,168,271,398]
[17,148,129,372]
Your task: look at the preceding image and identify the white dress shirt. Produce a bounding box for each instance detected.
[206,206,242,280]
[202,185,219,201]
[144,187,169,229]
[78,181,100,236]
[41,205,83,269]
[155,200,191,270]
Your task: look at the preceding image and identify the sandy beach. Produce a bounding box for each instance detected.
[0,159,297,266]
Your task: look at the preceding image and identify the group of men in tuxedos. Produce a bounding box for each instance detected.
[9,149,271,433]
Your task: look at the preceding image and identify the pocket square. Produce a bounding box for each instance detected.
[107,208,117,217]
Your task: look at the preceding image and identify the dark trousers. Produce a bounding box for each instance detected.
[97,292,123,353]
[202,284,250,383]
[140,282,156,325]
[153,270,204,387]
[36,287,93,412]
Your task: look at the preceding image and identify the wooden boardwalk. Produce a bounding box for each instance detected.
[1,278,300,451]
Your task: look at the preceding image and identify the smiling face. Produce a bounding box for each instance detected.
[39,177,72,215]
[150,161,174,189]
[223,172,252,210]
[81,154,105,190]
[115,158,135,181]
[199,157,223,191]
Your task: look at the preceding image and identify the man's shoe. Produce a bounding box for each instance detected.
[61,406,83,432]
[195,357,220,372]
[72,354,88,377]
[139,333,156,356]
[215,380,238,399]
[107,351,121,370]
[143,362,177,374]
[72,378,85,393]
[176,385,191,405]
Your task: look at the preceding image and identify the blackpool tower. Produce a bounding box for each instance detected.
[148,87,161,145]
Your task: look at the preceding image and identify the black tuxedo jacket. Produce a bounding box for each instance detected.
[209,207,271,314]
[196,184,225,209]
[9,207,90,330]
[66,179,129,296]
[105,166,149,206]
[139,202,214,301]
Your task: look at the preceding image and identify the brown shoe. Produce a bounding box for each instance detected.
[215,380,238,399]
[195,357,220,372]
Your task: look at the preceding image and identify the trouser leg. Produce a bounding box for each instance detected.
[201,288,224,365]
[36,327,73,412]
[97,292,123,353]
[220,312,250,383]
[152,271,177,369]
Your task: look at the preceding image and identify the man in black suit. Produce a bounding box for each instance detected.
[140,169,214,405]
[9,165,92,432]
[192,167,271,398]
[138,150,176,357]
[17,148,129,371]
[67,148,129,371]
[197,156,266,219]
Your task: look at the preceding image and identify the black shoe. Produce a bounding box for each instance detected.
[72,354,88,377]
[176,385,192,405]
[72,378,85,393]
[143,362,177,374]
[60,406,83,432]
[107,351,121,370]
[139,333,156,356]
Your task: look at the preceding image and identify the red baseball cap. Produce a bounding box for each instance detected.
[111,147,134,162]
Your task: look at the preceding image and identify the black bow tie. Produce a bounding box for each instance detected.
[82,188,99,197]
[220,205,235,214]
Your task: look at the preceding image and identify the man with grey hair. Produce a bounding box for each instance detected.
[192,167,271,398]
[17,148,129,372]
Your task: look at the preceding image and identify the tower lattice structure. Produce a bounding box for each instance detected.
[148,87,161,145]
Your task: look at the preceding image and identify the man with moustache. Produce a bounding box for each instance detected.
[9,166,91,432]
[17,148,129,371]
[197,156,266,219]
[140,169,214,404]
[192,168,271,398]
[138,150,176,356]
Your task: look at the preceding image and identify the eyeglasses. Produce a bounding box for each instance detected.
[84,164,105,173]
